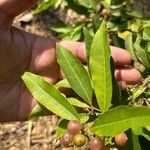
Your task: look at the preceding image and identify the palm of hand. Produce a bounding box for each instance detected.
[0,25,59,121]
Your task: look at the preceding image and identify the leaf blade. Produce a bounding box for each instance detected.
[67,97,90,108]
[83,27,93,65]
[29,104,48,120]
[57,45,92,104]
[91,106,150,136]
[22,72,79,121]
[125,34,138,61]
[132,126,150,141]
[89,21,112,112]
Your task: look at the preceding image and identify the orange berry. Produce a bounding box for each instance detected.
[114,132,128,146]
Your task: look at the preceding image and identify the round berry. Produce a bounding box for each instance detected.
[67,120,82,135]
[114,132,128,146]
[101,9,110,17]
[60,132,73,147]
[73,133,86,147]
[89,137,104,150]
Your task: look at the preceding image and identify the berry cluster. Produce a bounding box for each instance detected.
[60,120,104,149]
[60,120,128,149]
[60,120,86,148]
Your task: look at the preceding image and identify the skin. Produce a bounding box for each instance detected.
[0,0,141,122]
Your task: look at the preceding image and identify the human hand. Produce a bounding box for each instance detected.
[0,0,141,122]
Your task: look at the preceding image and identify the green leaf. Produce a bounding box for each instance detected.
[93,15,101,32]
[56,119,68,138]
[57,45,92,104]
[66,0,89,15]
[29,104,48,120]
[51,24,72,33]
[79,113,89,123]
[91,106,150,136]
[134,38,150,67]
[146,126,150,132]
[22,72,79,121]
[60,24,84,41]
[105,0,111,5]
[125,34,138,61]
[89,21,112,112]
[75,0,96,9]
[89,0,96,9]
[55,78,71,89]
[34,0,58,14]
[130,87,147,102]
[143,26,150,41]
[101,0,111,9]
[128,76,150,102]
[67,97,90,108]
[83,27,93,65]
[110,58,121,106]
[132,126,150,141]
[130,131,141,150]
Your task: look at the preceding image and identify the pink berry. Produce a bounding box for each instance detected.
[67,120,82,135]
[60,132,73,147]
[89,137,104,150]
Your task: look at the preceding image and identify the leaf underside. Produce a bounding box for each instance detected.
[22,72,79,121]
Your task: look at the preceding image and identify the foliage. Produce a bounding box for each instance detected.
[22,21,150,149]
[33,0,150,76]
[21,0,150,149]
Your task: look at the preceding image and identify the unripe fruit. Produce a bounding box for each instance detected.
[114,132,128,146]
[89,137,104,150]
[67,120,82,135]
[60,132,73,147]
[73,133,86,147]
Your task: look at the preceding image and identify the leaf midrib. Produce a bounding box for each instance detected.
[101,34,107,111]
[92,115,150,130]
[25,75,76,119]
[61,49,90,101]
[93,31,110,111]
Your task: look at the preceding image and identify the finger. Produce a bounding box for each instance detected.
[59,41,131,66]
[110,46,131,66]
[58,64,142,85]
[58,41,140,85]
[115,68,142,84]
[0,0,38,25]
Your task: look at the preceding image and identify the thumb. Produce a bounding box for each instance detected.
[0,0,38,25]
